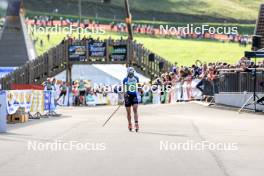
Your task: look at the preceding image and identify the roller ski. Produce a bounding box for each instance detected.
[135,122,139,132]
[128,124,133,132]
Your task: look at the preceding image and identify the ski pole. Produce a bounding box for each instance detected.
[102,104,122,127]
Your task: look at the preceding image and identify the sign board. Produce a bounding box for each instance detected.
[0,91,7,132]
[88,42,106,57]
[245,51,264,58]
[109,45,127,61]
[69,45,86,61]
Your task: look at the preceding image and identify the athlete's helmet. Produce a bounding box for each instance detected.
[127,67,135,77]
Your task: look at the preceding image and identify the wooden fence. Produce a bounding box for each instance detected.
[1,38,173,90]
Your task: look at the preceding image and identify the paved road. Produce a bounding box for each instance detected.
[0,103,264,176]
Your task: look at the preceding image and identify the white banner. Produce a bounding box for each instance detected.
[96,93,107,105]
[107,93,119,106]
[30,90,44,114]
[6,90,32,114]
[86,94,96,106]
[6,90,32,115]
[173,79,202,102]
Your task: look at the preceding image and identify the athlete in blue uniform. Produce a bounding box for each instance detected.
[123,67,140,132]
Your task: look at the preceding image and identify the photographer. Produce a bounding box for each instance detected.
[207,66,219,94]
[196,64,208,94]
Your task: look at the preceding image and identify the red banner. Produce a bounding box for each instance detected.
[10,84,44,90]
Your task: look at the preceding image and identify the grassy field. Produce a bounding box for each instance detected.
[23,0,260,35]
[24,0,261,21]
[136,37,250,66]
[110,0,262,21]
[33,31,250,66]
[25,10,255,34]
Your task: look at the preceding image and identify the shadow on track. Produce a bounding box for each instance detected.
[7,115,72,131]
[139,131,188,137]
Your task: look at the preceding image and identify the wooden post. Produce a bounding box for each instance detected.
[124,0,133,67]
[124,0,133,41]
[86,39,89,62]
[28,66,31,84]
[126,40,132,66]
[66,64,72,84]
[106,39,109,64]
[66,63,72,106]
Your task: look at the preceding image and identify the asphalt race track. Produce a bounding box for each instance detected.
[0,103,264,176]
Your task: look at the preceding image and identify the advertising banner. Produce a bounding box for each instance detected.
[6,90,32,115]
[44,91,56,112]
[95,93,107,105]
[88,42,106,57]
[30,90,44,114]
[10,84,44,90]
[109,45,127,61]
[69,45,86,61]
[0,91,7,132]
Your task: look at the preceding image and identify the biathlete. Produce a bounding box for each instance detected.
[56,81,67,105]
[78,80,86,105]
[123,67,140,132]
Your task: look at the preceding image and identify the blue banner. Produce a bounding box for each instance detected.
[0,91,7,132]
[44,91,56,111]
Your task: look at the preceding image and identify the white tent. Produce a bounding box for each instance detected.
[55,64,149,85]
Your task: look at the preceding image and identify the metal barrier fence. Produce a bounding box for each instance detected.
[203,79,219,96]
[218,71,264,93]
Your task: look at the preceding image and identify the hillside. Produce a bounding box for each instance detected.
[23,0,262,24]
[33,31,249,66]
[111,0,262,21]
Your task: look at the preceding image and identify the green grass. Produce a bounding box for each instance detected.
[24,0,262,21]
[23,0,261,35]
[136,37,250,66]
[25,10,255,34]
[33,31,250,66]
[110,0,262,21]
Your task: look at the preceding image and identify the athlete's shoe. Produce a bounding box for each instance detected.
[135,123,139,132]
[128,124,133,132]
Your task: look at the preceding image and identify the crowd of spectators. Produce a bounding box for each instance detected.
[27,16,251,45]
[27,16,259,106]
[42,56,264,107]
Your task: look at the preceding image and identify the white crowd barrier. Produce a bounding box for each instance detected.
[0,80,203,132]
[54,79,203,106]
[145,79,202,104]
[173,79,202,102]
